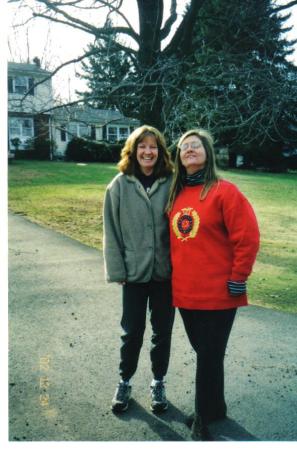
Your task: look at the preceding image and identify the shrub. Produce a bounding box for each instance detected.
[65,137,92,161]
[33,136,53,160]
[65,137,122,162]
[23,136,54,160]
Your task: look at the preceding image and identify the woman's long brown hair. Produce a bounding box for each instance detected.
[166,128,220,211]
[118,125,173,178]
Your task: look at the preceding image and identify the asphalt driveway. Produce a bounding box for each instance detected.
[8,212,297,441]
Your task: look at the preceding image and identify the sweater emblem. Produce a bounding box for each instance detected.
[172,207,200,242]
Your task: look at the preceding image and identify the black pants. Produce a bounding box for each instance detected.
[179,308,236,424]
[119,280,175,381]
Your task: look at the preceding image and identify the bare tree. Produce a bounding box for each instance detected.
[8,0,297,159]
[9,0,207,128]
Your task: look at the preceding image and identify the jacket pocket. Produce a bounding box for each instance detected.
[124,250,136,277]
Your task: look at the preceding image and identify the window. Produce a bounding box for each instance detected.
[60,125,66,142]
[9,118,21,137]
[67,122,90,139]
[119,127,129,140]
[79,124,89,138]
[68,123,78,137]
[22,119,34,137]
[107,126,118,143]
[14,77,28,94]
[8,76,35,95]
[8,117,34,149]
[90,125,96,140]
[107,125,129,142]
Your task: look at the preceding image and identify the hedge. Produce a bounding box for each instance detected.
[65,137,123,162]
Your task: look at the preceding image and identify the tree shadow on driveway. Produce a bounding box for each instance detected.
[209,417,260,441]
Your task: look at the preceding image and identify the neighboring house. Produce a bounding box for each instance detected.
[8,60,139,159]
[52,105,139,158]
[8,60,54,153]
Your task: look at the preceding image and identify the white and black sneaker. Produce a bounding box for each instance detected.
[111,381,131,413]
[150,380,168,413]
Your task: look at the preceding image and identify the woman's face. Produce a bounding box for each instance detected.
[136,134,159,175]
[179,135,207,174]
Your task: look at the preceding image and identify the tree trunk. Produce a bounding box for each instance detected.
[136,0,164,129]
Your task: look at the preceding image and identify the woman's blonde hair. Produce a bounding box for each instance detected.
[118,125,173,177]
[167,128,220,211]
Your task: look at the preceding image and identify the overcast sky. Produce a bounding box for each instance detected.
[7,0,187,101]
[7,0,297,102]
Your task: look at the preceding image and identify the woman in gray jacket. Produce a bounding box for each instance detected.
[103,125,175,414]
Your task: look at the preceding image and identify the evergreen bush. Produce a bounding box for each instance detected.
[65,137,122,162]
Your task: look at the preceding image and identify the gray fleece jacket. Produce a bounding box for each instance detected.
[103,173,172,283]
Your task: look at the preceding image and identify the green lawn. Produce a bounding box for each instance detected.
[8,160,117,250]
[8,160,297,313]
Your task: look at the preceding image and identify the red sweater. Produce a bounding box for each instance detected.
[169,180,260,310]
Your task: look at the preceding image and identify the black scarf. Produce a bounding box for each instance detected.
[137,172,156,193]
[184,168,206,186]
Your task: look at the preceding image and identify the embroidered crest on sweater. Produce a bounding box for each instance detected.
[172,207,200,241]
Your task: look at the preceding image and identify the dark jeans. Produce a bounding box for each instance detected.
[119,280,175,381]
[179,308,237,424]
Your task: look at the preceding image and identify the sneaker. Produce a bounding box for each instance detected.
[111,381,131,413]
[150,380,168,413]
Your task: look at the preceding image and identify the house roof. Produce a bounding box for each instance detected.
[8,61,52,76]
[53,105,139,126]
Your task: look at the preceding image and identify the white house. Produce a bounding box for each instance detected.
[8,60,139,159]
[52,105,139,159]
[8,60,54,152]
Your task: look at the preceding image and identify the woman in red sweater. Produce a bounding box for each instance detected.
[167,129,260,440]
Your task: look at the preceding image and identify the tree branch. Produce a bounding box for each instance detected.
[32,10,138,54]
[20,49,99,104]
[160,0,177,40]
[94,0,139,38]
[33,0,139,43]
[163,0,206,56]
[272,0,297,13]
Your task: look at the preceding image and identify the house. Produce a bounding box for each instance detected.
[52,105,139,159]
[8,60,139,160]
[8,59,54,153]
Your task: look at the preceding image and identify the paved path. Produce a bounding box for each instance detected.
[8,212,297,442]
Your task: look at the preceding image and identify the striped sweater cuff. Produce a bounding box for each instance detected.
[228,280,246,296]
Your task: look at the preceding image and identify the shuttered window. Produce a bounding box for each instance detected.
[8,77,13,93]
[8,76,35,95]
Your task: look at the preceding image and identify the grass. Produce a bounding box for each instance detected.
[8,160,117,249]
[8,160,297,314]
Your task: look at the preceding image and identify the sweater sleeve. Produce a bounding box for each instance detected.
[103,184,126,283]
[222,184,260,281]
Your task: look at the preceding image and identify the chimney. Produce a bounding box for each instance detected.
[33,57,41,68]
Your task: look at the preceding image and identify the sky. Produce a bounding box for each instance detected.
[7,0,187,101]
[7,0,297,102]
